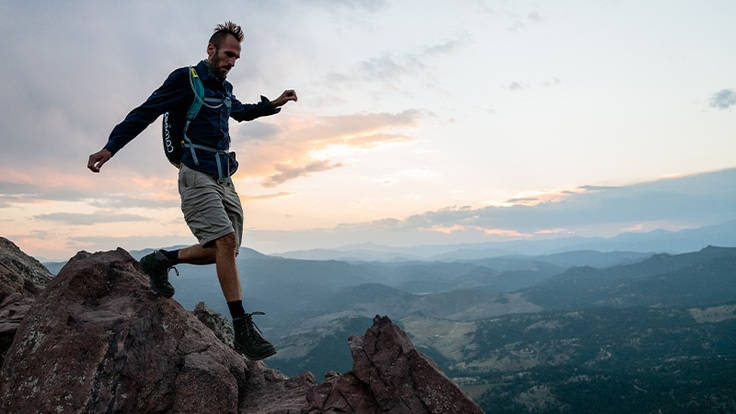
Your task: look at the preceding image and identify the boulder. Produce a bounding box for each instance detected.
[0,248,313,413]
[0,237,53,368]
[0,237,53,302]
[306,315,484,413]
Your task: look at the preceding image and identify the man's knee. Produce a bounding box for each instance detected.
[214,232,238,252]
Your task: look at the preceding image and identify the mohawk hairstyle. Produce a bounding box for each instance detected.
[209,21,244,48]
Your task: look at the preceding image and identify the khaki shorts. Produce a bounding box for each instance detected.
[178,164,243,250]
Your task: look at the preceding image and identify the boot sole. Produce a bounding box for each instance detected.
[150,284,175,298]
[234,343,277,360]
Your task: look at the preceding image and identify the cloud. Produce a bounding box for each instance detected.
[235,110,421,186]
[423,36,468,57]
[237,122,283,141]
[241,192,294,202]
[33,212,152,226]
[508,82,525,91]
[0,166,179,209]
[544,77,561,87]
[359,54,422,83]
[527,11,543,23]
[354,168,736,236]
[88,196,179,210]
[709,89,736,110]
[506,197,540,204]
[241,168,736,253]
[578,185,623,192]
[324,34,468,91]
[262,160,343,188]
[311,0,388,13]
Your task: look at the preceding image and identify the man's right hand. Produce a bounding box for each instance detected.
[87,149,112,173]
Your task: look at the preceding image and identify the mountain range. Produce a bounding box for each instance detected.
[272,218,736,261]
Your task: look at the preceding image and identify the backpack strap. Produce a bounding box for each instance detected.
[185,67,205,120]
[183,67,205,167]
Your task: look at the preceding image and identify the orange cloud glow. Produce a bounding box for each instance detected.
[429,224,532,238]
[234,111,420,187]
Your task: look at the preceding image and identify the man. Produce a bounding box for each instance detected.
[87,22,297,360]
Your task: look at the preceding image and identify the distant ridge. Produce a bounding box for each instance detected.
[274,219,736,262]
[523,245,736,309]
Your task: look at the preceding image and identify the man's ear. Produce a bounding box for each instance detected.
[207,43,216,58]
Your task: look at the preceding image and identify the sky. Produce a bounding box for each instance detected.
[1,0,735,261]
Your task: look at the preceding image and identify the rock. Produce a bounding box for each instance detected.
[0,241,483,413]
[193,301,237,346]
[193,300,317,413]
[0,293,35,368]
[0,237,53,368]
[0,248,313,413]
[306,315,484,414]
[0,237,53,302]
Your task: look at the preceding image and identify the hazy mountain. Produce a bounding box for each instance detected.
[489,250,651,268]
[268,246,736,393]
[523,245,736,309]
[163,253,563,337]
[275,219,736,261]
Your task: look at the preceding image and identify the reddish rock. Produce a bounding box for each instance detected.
[0,237,53,368]
[0,237,52,302]
[193,301,316,413]
[0,248,313,413]
[306,315,484,414]
[0,241,483,413]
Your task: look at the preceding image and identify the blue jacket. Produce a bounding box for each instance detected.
[104,60,279,178]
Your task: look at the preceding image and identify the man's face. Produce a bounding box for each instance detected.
[207,34,241,78]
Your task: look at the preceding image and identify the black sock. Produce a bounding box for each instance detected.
[163,249,180,265]
[227,300,246,319]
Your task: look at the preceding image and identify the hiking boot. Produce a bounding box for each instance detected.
[139,250,177,298]
[233,312,276,360]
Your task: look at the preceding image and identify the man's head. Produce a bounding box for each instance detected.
[207,21,244,78]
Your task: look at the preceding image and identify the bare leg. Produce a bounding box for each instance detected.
[213,233,241,302]
[177,244,217,265]
[175,233,241,302]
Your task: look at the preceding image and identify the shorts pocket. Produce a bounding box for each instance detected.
[180,167,197,189]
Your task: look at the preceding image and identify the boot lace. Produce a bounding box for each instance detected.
[245,312,267,337]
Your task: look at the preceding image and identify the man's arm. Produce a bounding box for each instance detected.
[230,89,298,122]
[87,68,190,173]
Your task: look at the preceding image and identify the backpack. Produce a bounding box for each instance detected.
[162,66,205,168]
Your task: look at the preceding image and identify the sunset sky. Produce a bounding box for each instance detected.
[1,1,735,261]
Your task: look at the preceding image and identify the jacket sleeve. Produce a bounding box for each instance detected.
[229,95,281,122]
[103,68,190,155]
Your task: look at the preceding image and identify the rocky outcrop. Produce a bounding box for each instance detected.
[0,237,53,301]
[0,242,482,413]
[0,248,313,413]
[0,237,53,368]
[307,315,484,413]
